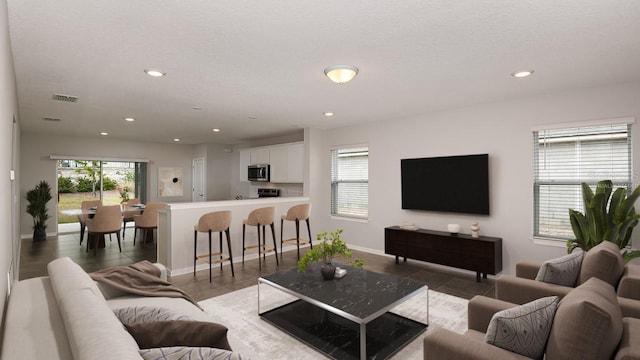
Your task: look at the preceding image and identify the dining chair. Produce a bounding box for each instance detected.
[121,198,141,239]
[78,199,102,246]
[133,202,166,248]
[242,206,278,270]
[280,203,312,260]
[194,210,234,282]
[84,205,123,256]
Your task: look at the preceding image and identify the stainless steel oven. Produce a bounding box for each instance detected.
[248,164,270,182]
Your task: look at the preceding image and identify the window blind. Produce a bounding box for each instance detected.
[533,123,632,239]
[331,146,369,219]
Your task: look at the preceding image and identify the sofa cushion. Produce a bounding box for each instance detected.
[0,277,73,360]
[535,251,584,286]
[114,306,193,325]
[139,347,245,360]
[47,256,105,302]
[125,321,231,351]
[484,296,559,359]
[579,241,624,287]
[546,277,623,360]
[615,317,640,360]
[59,288,142,360]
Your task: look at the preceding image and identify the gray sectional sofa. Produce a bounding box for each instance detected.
[0,257,248,359]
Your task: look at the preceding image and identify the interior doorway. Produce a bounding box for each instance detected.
[192,158,205,202]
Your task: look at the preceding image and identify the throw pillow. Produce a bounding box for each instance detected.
[545,277,623,360]
[113,306,192,325]
[484,296,559,359]
[125,320,232,351]
[578,240,624,287]
[535,251,584,286]
[139,346,245,360]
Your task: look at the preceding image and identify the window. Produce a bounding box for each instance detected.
[331,146,369,219]
[533,120,633,240]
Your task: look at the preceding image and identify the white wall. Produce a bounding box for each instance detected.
[19,132,199,237]
[0,0,19,334]
[308,82,640,276]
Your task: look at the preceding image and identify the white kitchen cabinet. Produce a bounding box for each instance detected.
[239,142,304,183]
[269,145,287,183]
[239,149,250,182]
[250,148,270,165]
[286,143,304,182]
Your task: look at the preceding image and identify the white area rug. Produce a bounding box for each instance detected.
[199,284,467,359]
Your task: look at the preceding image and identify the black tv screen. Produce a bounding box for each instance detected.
[401,154,490,215]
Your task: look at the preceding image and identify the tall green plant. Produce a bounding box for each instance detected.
[568,180,640,262]
[26,180,52,242]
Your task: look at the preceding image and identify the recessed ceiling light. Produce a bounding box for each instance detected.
[511,70,534,78]
[212,128,221,132]
[248,116,257,120]
[173,138,181,142]
[323,112,335,117]
[192,106,202,110]
[144,69,166,77]
[124,117,135,122]
[99,132,108,136]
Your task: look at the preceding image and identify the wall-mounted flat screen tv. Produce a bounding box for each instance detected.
[401,154,490,215]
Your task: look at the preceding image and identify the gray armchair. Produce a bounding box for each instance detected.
[496,241,640,318]
[424,278,640,359]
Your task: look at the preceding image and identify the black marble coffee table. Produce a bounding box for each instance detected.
[258,266,428,359]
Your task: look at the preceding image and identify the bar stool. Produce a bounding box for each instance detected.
[194,210,234,283]
[280,203,312,260]
[242,206,278,270]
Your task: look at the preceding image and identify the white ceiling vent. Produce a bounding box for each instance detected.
[52,93,79,103]
[42,117,61,122]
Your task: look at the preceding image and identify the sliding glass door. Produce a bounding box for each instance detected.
[57,159,147,225]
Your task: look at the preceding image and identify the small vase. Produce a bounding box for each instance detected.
[320,263,336,280]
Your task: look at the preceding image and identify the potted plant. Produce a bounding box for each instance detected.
[26,180,52,242]
[568,179,640,262]
[297,229,364,280]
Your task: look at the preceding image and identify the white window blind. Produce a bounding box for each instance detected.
[331,146,369,219]
[533,123,632,239]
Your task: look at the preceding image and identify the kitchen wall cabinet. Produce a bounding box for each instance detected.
[285,143,304,182]
[250,148,270,165]
[239,142,304,183]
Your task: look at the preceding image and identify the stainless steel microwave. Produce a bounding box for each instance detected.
[248,164,270,182]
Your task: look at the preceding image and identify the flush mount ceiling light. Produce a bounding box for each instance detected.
[511,70,534,78]
[124,117,135,122]
[144,69,166,77]
[212,128,221,132]
[324,65,359,84]
[99,132,108,136]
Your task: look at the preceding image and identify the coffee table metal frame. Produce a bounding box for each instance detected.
[258,269,428,360]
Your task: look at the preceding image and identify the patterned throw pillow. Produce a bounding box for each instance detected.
[535,251,584,286]
[113,306,192,325]
[139,347,245,360]
[485,296,559,359]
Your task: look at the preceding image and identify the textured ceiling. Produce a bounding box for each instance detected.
[7,1,640,144]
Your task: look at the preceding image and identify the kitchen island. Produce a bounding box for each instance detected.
[157,197,310,276]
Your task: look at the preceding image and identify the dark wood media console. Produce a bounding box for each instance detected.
[385,226,502,282]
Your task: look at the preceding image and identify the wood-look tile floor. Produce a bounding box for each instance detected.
[20,230,495,302]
